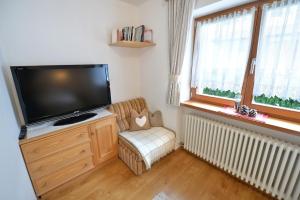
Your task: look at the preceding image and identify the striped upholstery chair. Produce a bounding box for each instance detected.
[108,97,174,175]
[108,98,148,175]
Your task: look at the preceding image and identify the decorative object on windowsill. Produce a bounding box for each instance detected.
[234,101,241,113]
[222,107,269,123]
[248,109,257,118]
[234,103,257,118]
[239,105,250,115]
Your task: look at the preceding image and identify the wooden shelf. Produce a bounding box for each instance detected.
[109,41,156,48]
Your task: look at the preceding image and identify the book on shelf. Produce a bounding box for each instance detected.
[111,25,153,43]
[134,25,145,42]
[111,28,118,43]
[143,29,153,42]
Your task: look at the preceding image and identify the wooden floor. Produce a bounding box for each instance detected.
[43,149,272,200]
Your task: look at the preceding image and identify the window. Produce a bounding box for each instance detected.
[191,0,300,122]
[192,8,255,101]
[252,1,300,111]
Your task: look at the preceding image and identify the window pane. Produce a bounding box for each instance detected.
[253,1,300,111]
[192,8,256,100]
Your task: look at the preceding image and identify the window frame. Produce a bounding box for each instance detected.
[190,0,300,123]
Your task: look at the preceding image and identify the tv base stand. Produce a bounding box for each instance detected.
[53,113,97,126]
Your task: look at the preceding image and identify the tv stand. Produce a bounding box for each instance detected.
[53,113,97,126]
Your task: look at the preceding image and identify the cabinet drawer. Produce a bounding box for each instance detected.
[28,142,92,179]
[34,157,94,195]
[22,127,90,163]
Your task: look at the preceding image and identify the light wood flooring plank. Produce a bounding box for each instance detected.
[42,149,272,200]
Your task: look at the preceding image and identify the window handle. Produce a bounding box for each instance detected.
[250,58,256,75]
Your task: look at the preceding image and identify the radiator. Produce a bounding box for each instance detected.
[184,114,300,200]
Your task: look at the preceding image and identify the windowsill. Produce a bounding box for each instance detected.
[181,100,300,137]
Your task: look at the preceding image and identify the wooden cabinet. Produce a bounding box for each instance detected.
[20,114,117,197]
[90,117,118,165]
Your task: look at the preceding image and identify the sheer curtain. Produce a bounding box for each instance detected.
[253,0,300,101]
[192,8,256,97]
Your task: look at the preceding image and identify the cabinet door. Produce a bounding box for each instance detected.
[90,118,117,165]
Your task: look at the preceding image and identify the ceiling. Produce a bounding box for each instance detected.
[119,0,149,6]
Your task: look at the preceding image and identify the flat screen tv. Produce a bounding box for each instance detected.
[11,64,111,125]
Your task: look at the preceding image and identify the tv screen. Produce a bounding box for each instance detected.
[11,64,111,125]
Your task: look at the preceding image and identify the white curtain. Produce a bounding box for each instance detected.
[167,0,195,106]
[191,8,256,97]
[253,0,300,101]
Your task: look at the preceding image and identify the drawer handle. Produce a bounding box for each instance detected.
[78,133,84,138]
[80,149,86,154]
[33,148,39,153]
[42,182,47,188]
[83,163,88,169]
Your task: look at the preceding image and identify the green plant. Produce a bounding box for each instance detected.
[254,94,300,110]
[202,87,300,110]
[202,87,241,99]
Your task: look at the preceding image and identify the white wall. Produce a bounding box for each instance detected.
[0,0,141,124]
[137,0,300,145]
[0,0,140,199]
[0,50,36,199]
[0,1,298,199]
[195,0,221,9]
[137,0,181,143]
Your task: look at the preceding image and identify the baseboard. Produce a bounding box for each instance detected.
[175,141,183,150]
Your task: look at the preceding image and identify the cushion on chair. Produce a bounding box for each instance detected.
[108,98,148,132]
[149,110,164,127]
[119,127,175,169]
[129,109,151,131]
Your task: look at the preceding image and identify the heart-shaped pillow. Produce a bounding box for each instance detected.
[129,109,151,131]
[135,116,147,127]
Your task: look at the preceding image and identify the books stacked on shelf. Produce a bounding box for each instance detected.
[111,25,153,43]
